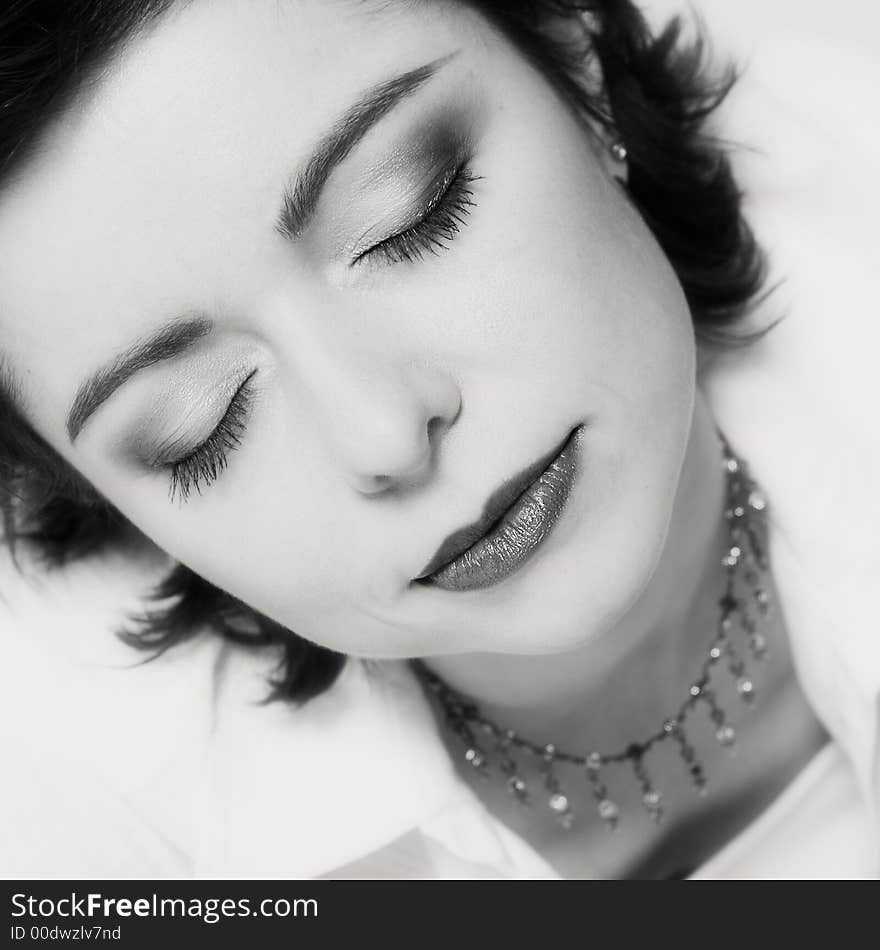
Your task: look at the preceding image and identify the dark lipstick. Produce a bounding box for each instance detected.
[415,425,584,592]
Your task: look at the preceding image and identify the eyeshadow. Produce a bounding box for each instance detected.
[321,106,477,261]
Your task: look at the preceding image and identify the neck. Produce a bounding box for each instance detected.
[419,390,730,754]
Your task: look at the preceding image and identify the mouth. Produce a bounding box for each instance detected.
[413,424,585,593]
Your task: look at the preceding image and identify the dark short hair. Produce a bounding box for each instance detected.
[0,0,769,706]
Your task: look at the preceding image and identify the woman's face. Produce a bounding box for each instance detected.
[0,0,696,659]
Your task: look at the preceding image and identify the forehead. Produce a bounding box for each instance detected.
[0,0,481,431]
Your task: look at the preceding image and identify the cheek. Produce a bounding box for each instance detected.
[431,100,696,434]
[70,402,363,646]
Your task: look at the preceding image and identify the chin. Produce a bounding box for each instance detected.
[495,528,670,659]
[418,474,678,661]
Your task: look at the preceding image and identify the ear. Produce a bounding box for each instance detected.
[582,103,630,188]
[533,6,628,185]
[600,136,629,186]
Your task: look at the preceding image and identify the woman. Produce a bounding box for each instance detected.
[0,0,877,878]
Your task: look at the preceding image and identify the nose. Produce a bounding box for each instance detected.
[303,345,462,495]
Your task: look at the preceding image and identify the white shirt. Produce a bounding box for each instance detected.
[1,0,879,879]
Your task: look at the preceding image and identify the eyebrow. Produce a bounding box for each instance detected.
[66,53,457,444]
[275,51,457,240]
[67,315,213,442]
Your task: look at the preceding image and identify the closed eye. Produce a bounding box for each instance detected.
[161,368,258,504]
[354,161,481,266]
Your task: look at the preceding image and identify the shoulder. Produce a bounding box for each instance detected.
[0,546,214,876]
[0,543,464,878]
[195,658,465,877]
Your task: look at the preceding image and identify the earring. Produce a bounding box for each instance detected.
[609,140,628,163]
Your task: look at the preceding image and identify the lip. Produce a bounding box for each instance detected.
[414,424,584,592]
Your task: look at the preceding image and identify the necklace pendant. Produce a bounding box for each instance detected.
[715,724,737,747]
[549,793,574,829]
[642,789,664,821]
[741,613,768,663]
[585,753,620,830]
[496,730,531,807]
[748,631,768,661]
[596,798,620,829]
[506,775,530,805]
[735,676,756,703]
[700,687,738,751]
[667,720,709,796]
[630,751,664,824]
[463,746,491,777]
[542,744,575,829]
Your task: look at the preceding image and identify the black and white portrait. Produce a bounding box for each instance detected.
[1,0,877,883]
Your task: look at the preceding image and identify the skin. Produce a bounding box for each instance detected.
[0,0,826,876]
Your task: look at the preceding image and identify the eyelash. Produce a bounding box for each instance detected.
[356,161,481,266]
[166,370,257,505]
[163,165,479,502]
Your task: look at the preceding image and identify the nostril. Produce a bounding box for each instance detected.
[359,475,391,495]
[357,436,433,496]
[427,413,448,445]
